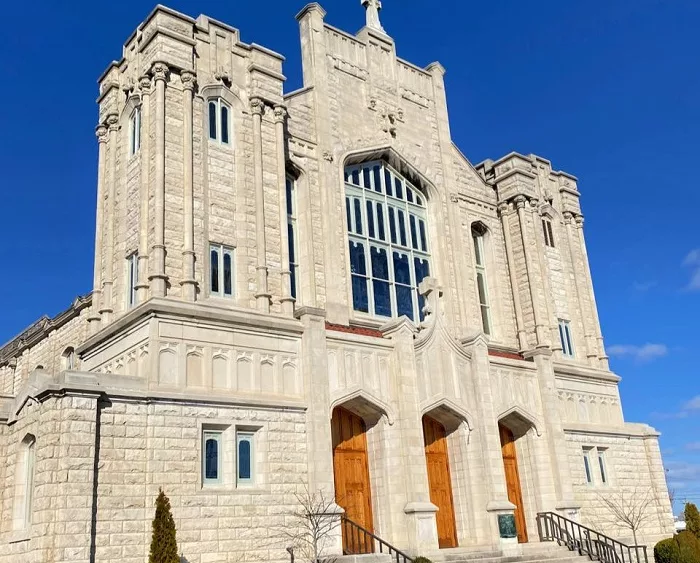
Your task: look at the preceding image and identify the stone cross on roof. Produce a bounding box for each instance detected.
[362,0,385,33]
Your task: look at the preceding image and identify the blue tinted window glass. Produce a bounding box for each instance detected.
[396,285,414,319]
[238,439,251,480]
[209,102,217,140]
[286,180,294,215]
[373,166,382,192]
[288,224,296,262]
[410,215,418,249]
[373,281,392,317]
[419,220,427,251]
[398,210,407,247]
[290,265,297,299]
[395,178,403,200]
[376,203,385,241]
[353,199,363,235]
[346,197,352,231]
[363,167,371,189]
[414,257,430,285]
[406,188,414,203]
[388,208,397,244]
[352,276,369,312]
[371,246,389,280]
[366,201,375,238]
[221,105,229,144]
[351,169,360,186]
[384,169,393,196]
[211,249,219,293]
[205,438,218,480]
[223,252,232,296]
[393,252,411,285]
[349,241,367,276]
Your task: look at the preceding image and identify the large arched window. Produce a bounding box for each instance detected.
[345,161,430,322]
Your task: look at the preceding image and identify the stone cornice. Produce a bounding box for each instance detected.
[0,294,92,367]
[296,3,327,21]
[553,361,621,383]
[247,62,286,83]
[76,297,304,358]
[563,422,660,438]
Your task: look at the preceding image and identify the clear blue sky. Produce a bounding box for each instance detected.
[0,0,698,513]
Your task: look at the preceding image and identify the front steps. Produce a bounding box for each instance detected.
[426,542,588,563]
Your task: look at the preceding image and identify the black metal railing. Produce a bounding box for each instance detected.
[341,515,413,563]
[536,512,648,563]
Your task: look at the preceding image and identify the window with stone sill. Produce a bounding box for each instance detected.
[472,223,492,336]
[582,446,610,487]
[209,243,234,299]
[129,106,141,156]
[236,431,255,487]
[13,435,36,531]
[127,252,138,308]
[202,430,222,486]
[345,161,431,323]
[200,426,261,489]
[208,98,230,145]
[559,319,575,358]
[542,218,555,248]
[286,176,299,300]
[61,347,76,371]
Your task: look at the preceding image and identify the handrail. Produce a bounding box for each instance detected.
[341,515,414,563]
[536,512,648,563]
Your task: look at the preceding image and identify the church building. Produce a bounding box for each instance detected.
[0,2,674,563]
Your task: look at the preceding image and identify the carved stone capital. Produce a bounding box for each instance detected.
[574,215,584,227]
[106,113,119,132]
[273,104,287,123]
[151,62,169,83]
[250,97,265,116]
[562,211,574,224]
[514,195,527,209]
[139,75,152,93]
[181,70,196,91]
[95,124,108,143]
[497,201,510,216]
[528,198,539,209]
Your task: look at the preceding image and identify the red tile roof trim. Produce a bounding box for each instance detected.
[325,322,384,338]
[488,349,525,360]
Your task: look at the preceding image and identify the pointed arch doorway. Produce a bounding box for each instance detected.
[332,407,374,553]
[499,423,528,543]
[423,415,458,548]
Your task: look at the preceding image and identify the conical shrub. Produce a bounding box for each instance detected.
[686,502,700,539]
[149,488,179,563]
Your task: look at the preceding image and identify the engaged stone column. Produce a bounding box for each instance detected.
[135,75,151,303]
[149,61,169,297]
[514,195,547,348]
[180,70,197,301]
[251,97,271,312]
[274,104,294,315]
[99,113,118,324]
[574,215,609,368]
[89,124,108,333]
[563,212,598,363]
[499,201,527,350]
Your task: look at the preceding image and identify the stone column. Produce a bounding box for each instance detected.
[499,201,527,350]
[514,195,547,348]
[136,75,151,303]
[574,215,609,369]
[99,113,119,324]
[89,124,108,333]
[180,70,197,301]
[274,104,295,315]
[149,61,169,298]
[251,97,271,312]
[563,212,598,363]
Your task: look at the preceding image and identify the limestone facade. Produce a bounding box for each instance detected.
[0,3,673,563]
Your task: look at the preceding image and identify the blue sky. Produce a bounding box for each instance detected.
[0,0,698,513]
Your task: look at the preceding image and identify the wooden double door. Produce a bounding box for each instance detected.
[332,407,374,553]
[499,423,528,543]
[423,416,458,548]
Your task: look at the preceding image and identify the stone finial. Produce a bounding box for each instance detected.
[362,0,385,33]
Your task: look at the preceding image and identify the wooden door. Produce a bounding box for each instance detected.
[499,424,528,543]
[423,416,458,548]
[332,407,374,553]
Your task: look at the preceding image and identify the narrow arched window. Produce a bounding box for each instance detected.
[472,223,492,335]
[129,106,141,156]
[208,98,231,145]
[62,347,76,370]
[14,435,36,531]
[286,176,299,300]
[344,161,430,322]
[542,218,555,247]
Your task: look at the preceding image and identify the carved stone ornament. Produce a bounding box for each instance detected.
[180,70,196,91]
[151,62,169,82]
[514,195,527,209]
[497,202,510,216]
[106,113,119,131]
[574,215,584,227]
[250,97,265,116]
[323,151,334,163]
[215,68,231,84]
[138,75,151,93]
[95,124,108,143]
[362,0,385,33]
[273,105,287,123]
[562,211,574,224]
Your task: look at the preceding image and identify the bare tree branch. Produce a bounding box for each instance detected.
[597,487,656,546]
